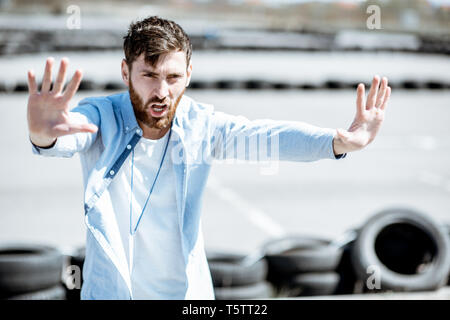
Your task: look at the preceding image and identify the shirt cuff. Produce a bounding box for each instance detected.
[334,152,347,160]
[30,138,57,155]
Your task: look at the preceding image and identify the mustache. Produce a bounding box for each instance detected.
[145,97,169,108]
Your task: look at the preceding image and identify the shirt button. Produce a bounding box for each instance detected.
[125,126,129,131]
[126,144,132,150]
[109,170,115,176]
[136,128,142,135]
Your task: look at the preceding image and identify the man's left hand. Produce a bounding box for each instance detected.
[333,75,391,156]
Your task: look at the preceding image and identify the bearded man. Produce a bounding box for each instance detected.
[27,16,391,300]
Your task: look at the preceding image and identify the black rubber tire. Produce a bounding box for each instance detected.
[351,207,450,292]
[447,224,450,286]
[263,235,344,274]
[214,281,274,300]
[5,285,66,300]
[207,251,268,287]
[70,247,85,269]
[334,236,359,295]
[285,272,340,296]
[0,244,64,296]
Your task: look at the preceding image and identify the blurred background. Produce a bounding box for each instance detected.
[0,0,449,269]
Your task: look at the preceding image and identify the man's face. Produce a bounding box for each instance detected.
[123,51,192,130]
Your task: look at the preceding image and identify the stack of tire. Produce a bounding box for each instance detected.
[263,236,346,297]
[206,251,275,299]
[0,244,66,300]
[349,207,450,293]
[59,209,450,299]
[2,207,447,300]
[263,207,450,297]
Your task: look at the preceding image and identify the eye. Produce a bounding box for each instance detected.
[168,74,182,80]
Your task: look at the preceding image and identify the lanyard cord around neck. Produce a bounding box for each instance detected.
[129,128,172,236]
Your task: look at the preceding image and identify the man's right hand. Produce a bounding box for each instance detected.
[27,57,98,148]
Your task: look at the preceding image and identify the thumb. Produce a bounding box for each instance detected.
[336,128,349,139]
[80,123,98,133]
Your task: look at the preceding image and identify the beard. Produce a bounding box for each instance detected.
[129,80,185,130]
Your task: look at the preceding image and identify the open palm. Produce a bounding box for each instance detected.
[334,75,391,154]
[27,57,98,147]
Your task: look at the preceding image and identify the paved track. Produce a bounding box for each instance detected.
[1,89,449,255]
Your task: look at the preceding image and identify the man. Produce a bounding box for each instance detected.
[27,16,391,300]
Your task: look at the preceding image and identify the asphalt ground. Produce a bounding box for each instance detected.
[0,89,449,256]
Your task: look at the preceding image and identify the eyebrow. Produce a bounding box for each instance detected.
[140,70,184,77]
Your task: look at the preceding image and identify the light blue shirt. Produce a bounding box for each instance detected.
[31,91,345,299]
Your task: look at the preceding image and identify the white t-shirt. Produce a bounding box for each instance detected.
[108,131,187,299]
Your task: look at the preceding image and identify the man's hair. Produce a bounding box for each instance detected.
[123,16,192,70]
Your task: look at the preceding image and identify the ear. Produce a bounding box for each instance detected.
[121,59,130,87]
[185,63,193,88]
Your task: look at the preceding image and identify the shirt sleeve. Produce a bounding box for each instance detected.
[210,111,347,162]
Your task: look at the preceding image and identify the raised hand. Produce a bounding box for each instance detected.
[27,57,98,147]
[333,75,391,155]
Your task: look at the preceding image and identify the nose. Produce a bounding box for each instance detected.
[153,79,169,99]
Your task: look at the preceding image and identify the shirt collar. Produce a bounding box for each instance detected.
[119,91,139,134]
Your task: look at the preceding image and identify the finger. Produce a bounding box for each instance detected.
[41,57,54,92]
[53,123,98,136]
[52,57,69,94]
[27,70,37,94]
[375,77,388,108]
[62,69,83,103]
[380,86,391,110]
[366,75,380,110]
[70,123,98,134]
[356,83,365,116]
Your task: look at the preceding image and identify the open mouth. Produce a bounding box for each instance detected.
[148,103,168,118]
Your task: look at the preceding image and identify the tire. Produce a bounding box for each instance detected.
[334,229,360,295]
[263,235,344,275]
[70,247,85,269]
[284,272,340,297]
[0,244,64,296]
[214,281,274,300]
[207,251,268,287]
[334,232,359,295]
[5,285,66,300]
[447,225,450,286]
[351,207,450,292]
